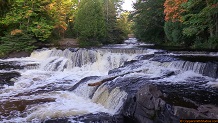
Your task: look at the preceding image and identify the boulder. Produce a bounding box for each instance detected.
[120,78,218,123]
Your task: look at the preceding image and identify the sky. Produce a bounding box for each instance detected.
[122,0,136,11]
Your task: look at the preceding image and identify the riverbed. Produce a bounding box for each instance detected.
[0,38,218,123]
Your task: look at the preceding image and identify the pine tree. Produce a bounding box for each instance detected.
[74,0,106,45]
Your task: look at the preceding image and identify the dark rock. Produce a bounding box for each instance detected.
[176,55,218,62]
[108,61,144,75]
[0,61,24,70]
[103,75,218,123]
[202,62,218,78]
[136,54,154,60]
[122,84,179,123]
[68,76,100,91]
[151,55,178,62]
[154,51,166,54]
[0,98,55,118]
[123,60,139,66]
[0,71,20,86]
[44,113,123,123]
[68,48,80,52]
[122,82,218,122]
[108,68,122,75]
[7,51,30,58]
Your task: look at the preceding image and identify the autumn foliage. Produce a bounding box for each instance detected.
[164,0,187,22]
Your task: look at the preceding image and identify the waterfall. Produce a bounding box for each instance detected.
[72,78,128,114]
[24,47,150,117]
[91,85,128,114]
[1,44,218,122]
[170,60,218,78]
[30,48,149,72]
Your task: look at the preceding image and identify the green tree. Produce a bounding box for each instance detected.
[0,0,14,37]
[0,0,12,17]
[0,0,74,56]
[64,0,80,38]
[74,0,106,45]
[182,0,218,37]
[181,0,218,48]
[102,0,127,44]
[131,0,165,43]
[102,0,117,44]
[164,21,183,43]
[117,12,132,37]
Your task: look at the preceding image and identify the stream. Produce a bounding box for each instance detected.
[0,38,218,123]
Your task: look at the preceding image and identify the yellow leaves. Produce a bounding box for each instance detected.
[45,3,55,10]
[55,21,67,31]
[24,10,33,18]
[11,29,22,35]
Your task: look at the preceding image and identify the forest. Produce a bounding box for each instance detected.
[0,0,131,57]
[132,0,218,49]
[0,0,218,57]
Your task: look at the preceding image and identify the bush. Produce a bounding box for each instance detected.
[192,36,218,49]
[78,38,101,47]
[164,21,183,43]
[0,33,36,57]
[208,36,218,49]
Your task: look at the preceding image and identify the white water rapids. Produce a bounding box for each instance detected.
[0,38,155,122]
[0,38,217,122]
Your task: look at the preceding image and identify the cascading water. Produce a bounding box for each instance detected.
[0,41,154,122]
[0,38,218,122]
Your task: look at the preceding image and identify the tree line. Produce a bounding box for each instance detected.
[0,0,131,56]
[1,0,217,57]
[132,0,218,49]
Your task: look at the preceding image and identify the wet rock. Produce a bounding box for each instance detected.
[102,75,218,123]
[44,113,123,123]
[108,68,122,75]
[151,55,178,62]
[123,81,218,122]
[108,60,139,75]
[7,51,30,58]
[78,57,218,123]
[0,61,24,70]
[122,84,179,123]
[136,54,154,60]
[0,98,55,118]
[177,55,218,62]
[68,76,99,91]
[68,48,80,52]
[123,60,139,66]
[0,71,20,86]
[202,62,218,78]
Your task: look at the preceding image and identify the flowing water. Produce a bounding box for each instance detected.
[0,38,218,122]
[0,38,150,122]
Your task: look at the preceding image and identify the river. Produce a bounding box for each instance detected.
[0,38,218,122]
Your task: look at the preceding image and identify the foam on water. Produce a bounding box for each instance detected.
[0,40,217,122]
[25,92,110,121]
[1,91,110,122]
[0,45,154,122]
